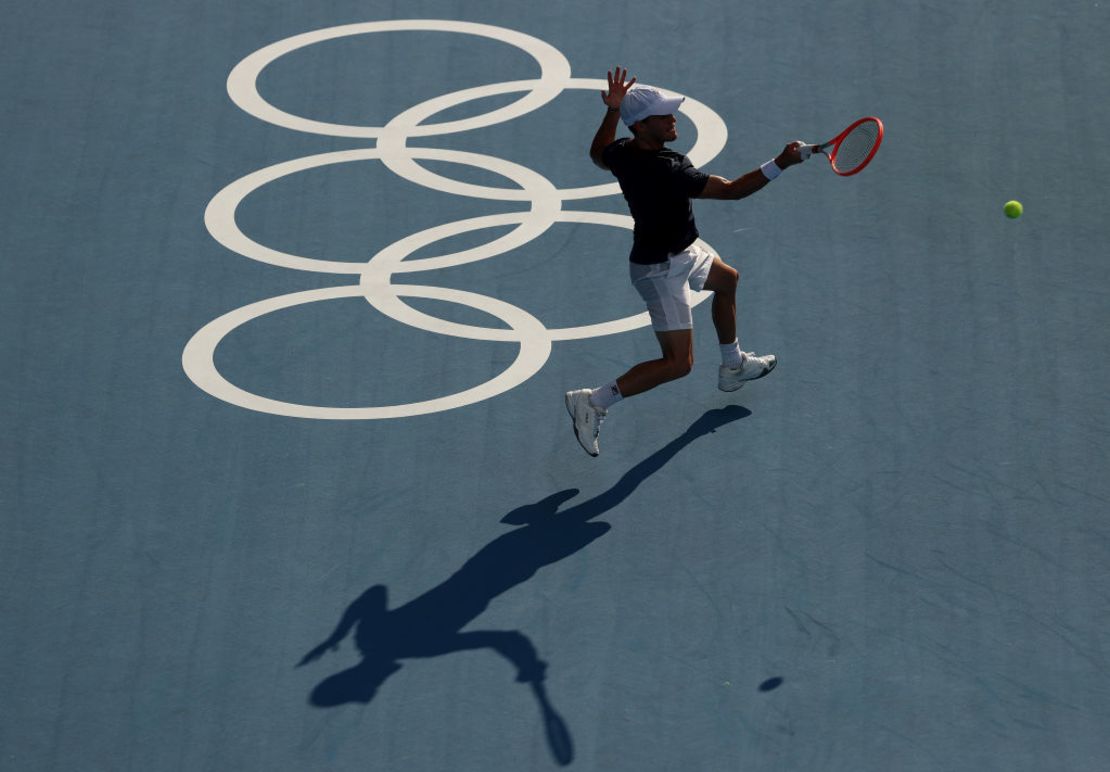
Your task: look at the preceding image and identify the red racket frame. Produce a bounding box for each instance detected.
[820,116,884,176]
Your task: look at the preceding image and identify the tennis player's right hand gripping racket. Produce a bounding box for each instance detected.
[800,116,884,176]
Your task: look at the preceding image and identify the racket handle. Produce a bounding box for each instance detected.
[799,144,815,161]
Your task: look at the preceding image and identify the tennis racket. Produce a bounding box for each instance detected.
[800,116,884,176]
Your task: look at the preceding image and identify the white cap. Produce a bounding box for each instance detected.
[619,85,685,127]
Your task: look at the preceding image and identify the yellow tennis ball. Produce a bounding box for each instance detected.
[1004,200,1023,219]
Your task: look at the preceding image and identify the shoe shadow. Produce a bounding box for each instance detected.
[298,405,751,766]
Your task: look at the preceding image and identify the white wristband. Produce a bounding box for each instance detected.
[760,159,782,181]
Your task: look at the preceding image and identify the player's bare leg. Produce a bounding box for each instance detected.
[565,330,692,456]
[703,258,738,344]
[704,257,777,391]
[615,330,693,397]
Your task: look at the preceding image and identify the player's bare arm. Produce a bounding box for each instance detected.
[698,141,806,200]
[589,67,636,170]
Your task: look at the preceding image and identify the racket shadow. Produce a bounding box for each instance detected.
[298,405,751,765]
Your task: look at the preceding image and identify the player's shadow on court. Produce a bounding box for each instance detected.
[298,405,751,766]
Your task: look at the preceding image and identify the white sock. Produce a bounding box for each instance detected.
[589,380,622,410]
[719,339,743,368]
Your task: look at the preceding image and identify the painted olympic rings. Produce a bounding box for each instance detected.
[183,20,729,419]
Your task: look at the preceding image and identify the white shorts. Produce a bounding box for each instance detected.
[629,243,717,332]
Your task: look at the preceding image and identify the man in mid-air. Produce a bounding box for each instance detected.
[565,67,806,456]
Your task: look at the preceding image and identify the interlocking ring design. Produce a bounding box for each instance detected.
[183,20,729,419]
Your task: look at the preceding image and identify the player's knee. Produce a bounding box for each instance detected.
[711,264,738,294]
[667,355,693,379]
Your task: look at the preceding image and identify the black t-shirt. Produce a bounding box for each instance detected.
[602,138,710,264]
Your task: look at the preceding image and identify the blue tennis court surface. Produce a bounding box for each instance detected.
[3,1,1110,770]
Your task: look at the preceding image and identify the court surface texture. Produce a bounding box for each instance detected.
[3,1,1110,770]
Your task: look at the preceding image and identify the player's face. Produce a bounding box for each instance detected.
[643,114,678,142]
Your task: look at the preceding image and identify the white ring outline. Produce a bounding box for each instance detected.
[204,147,561,276]
[227,20,572,138]
[361,209,713,342]
[182,284,552,420]
[377,78,727,202]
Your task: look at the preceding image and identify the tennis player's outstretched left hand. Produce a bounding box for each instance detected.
[602,67,636,108]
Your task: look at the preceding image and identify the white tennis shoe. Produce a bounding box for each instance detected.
[564,389,605,457]
[718,352,777,392]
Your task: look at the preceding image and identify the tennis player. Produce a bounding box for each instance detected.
[565,67,805,456]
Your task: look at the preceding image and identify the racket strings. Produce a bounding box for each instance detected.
[832,120,881,173]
